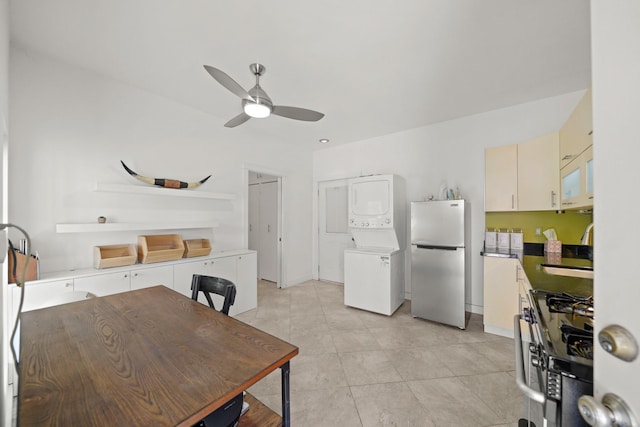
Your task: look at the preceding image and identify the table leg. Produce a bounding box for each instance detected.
[281,361,291,427]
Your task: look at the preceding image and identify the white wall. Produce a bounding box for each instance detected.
[313,91,584,313]
[9,47,314,287]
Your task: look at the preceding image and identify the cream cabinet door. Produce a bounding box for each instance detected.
[561,145,594,209]
[485,144,518,211]
[517,133,560,211]
[74,271,131,296]
[131,265,174,290]
[560,88,593,168]
[483,256,518,338]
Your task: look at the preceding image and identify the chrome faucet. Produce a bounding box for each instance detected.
[581,223,594,245]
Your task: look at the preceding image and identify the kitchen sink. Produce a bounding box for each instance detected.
[542,265,594,279]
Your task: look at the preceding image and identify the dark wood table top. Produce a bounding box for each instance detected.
[18,286,298,426]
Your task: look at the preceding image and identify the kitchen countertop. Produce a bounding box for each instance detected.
[482,242,593,297]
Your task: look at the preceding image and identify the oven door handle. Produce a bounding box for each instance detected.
[514,314,546,404]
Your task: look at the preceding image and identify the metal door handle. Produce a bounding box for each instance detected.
[514,314,545,404]
[268,224,271,232]
[599,324,638,362]
[551,191,557,207]
[579,393,636,426]
[512,194,515,209]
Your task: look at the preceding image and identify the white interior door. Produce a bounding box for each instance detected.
[318,179,355,283]
[588,3,640,423]
[248,185,259,254]
[259,181,278,282]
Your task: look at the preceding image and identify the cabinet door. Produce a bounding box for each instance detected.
[11,279,75,315]
[131,265,174,290]
[173,260,209,297]
[483,257,518,338]
[208,256,237,282]
[560,88,593,168]
[258,181,278,282]
[232,252,257,316]
[485,144,518,211]
[517,133,560,211]
[74,271,130,296]
[561,145,593,209]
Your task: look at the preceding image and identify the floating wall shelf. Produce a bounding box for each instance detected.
[94,183,236,200]
[56,221,219,234]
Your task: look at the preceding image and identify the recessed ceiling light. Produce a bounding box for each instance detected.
[319,138,330,144]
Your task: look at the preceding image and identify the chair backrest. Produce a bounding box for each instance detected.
[190,275,236,315]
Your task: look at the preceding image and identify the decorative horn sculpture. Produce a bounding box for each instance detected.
[120,161,211,189]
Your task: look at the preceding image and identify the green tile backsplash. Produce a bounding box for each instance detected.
[485,211,593,244]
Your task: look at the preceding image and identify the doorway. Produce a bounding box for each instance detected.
[317,178,355,283]
[248,171,281,287]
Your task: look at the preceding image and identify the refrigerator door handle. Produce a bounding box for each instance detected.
[414,244,459,251]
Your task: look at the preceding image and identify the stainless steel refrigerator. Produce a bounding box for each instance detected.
[410,200,469,329]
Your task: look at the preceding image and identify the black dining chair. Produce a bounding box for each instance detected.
[190,274,236,316]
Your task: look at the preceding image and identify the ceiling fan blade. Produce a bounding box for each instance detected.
[224,112,251,128]
[272,106,325,122]
[204,65,254,102]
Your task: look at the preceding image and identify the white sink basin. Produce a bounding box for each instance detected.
[542,265,594,279]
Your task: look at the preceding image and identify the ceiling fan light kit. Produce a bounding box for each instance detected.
[243,101,271,118]
[204,63,324,127]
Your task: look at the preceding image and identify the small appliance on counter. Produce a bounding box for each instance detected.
[410,200,469,329]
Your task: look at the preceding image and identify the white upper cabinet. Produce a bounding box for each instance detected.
[485,133,560,212]
[485,144,518,211]
[560,88,593,168]
[561,145,594,209]
[517,133,560,211]
[559,88,594,209]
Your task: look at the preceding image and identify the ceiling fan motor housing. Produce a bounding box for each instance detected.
[243,85,273,117]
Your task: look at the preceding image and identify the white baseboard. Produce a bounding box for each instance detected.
[483,324,514,339]
[284,274,314,288]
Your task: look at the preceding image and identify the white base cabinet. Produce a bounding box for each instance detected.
[6,250,257,395]
[483,256,519,338]
[173,252,257,317]
[131,265,174,290]
[74,271,131,297]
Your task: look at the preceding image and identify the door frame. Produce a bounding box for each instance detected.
[244,164,283,288]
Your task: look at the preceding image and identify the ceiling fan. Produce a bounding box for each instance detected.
[204,63,325,128]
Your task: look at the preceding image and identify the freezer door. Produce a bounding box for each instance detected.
[410,200,465,247]
[411,245,466,329]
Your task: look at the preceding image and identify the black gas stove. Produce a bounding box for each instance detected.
[531,290,594,377]
[526,289,594,426]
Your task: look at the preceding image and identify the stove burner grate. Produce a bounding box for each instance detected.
[561,324,594,360]
[546,293,594,318]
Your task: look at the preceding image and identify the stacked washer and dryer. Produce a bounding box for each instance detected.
[344,175,406,316]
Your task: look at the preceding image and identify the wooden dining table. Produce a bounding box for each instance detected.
[18,285,298,426]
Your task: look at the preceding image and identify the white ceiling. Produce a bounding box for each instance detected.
[10,0,591,149]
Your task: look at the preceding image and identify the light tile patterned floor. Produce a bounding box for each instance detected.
[235,280,526,427]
